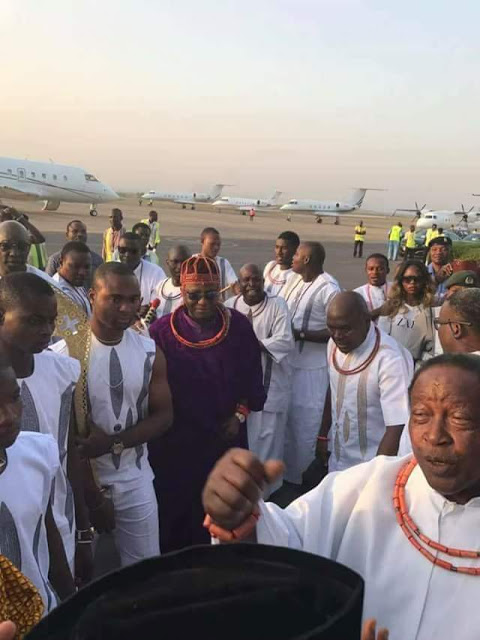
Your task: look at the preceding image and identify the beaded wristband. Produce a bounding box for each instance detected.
[203,507,260,542]
[236,404,250,418]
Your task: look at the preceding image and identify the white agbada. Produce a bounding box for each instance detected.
[263,260,295,297]
[327,325,413,472]
[225,294,294,486]
[87,328,160,565]
[52,273,91,317]
[155,277,183,318]
[283,272,341,483]
[256,455,480,640]
[133,259,166,307]
[18,350,80,569]
[354,282,391,313]
[0,432,59,613]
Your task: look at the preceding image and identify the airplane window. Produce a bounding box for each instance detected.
[84,174,99,182]
[42,173,46,179]
[53,174,57,180]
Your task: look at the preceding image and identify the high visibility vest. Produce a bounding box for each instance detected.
[389,226,402,242]
[27,243,48,270]
[354,226,366,242]
[141,219,161,246]
[405,231,416,249]
[425,229,439,246]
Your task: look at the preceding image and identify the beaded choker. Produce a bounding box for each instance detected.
[394,459,480,575]
[170,305,230,349]
[332,327,381,376]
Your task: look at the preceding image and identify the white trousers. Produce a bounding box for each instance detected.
[248,410,287,497]
[109,478,160,567]
[284,366,329,485]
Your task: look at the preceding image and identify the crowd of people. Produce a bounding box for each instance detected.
[0,204,480,638]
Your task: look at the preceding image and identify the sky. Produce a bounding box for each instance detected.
[2,0,480,210]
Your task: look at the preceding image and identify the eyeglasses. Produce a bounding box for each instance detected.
[186,291,219,302]
[433,318,473,331]
[0,241,30,253]
[402,276,422,284]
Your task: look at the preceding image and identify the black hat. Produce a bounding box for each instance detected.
[27,544,364,640]
[428,235,452,248]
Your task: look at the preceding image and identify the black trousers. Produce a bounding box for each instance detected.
[405,247,417,260]
[353,240,364,257]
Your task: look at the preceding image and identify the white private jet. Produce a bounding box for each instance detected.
[0,157,119,216]
[141,184,228,209]
[394,202,480,231]
[212,190,282,212]
[280,188,379,224]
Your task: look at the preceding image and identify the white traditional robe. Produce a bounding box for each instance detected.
[327,325,413,472]
[155,277,183,318]
[88,329,160,565]
[353,282,392,313]
[257,455,480,640]
[283,272,341,483]
[52,273,91,317]
[225,294,294,493]
[0,432,60,613]
[133,259,166,307]
[18,350,80,569]
[263,260,295,297]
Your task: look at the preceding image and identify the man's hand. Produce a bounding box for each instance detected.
[0,622,16,640]
[315,439,329,468]
[89,497,115,534]
[76,418,112,459]
[221,415,242,441]
[437,263,453,282]
[362,619,389,640]
[75,543,94,589]
[202,448,284,532]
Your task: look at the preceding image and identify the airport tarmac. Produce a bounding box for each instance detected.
[11,198,413,289]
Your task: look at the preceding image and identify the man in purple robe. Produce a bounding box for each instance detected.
[148,255,266,552]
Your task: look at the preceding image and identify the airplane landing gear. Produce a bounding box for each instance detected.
[89,205,98,217]
[191,205,196,210]
[316,216,323,223]
[334,216,339,225]
[182,204,186,209]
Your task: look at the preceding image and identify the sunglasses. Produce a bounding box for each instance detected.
[186,291,219,302]
[402,276,422,284]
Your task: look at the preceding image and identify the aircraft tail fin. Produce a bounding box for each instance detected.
[209,184,230,200]
[348,188,368,207]
[270,190,282,204]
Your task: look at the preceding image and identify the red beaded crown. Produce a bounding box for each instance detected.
[180,255,220,288]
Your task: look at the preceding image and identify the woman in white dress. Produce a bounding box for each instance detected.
[378,259,436,365]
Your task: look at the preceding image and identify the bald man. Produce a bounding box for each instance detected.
[0,221,57,288]
[281,242,341,485]
[155,245,191,318]
[225,264,294,495]
[319,292,413,472]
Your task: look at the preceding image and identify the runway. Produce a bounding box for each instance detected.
[9,198,413,289]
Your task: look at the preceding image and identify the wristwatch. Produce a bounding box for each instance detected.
[299,331,306,340]
[76,527,95,543]
[235,412,246,424]
[111,438,125,456]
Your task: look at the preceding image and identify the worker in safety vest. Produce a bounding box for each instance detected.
[387,222,403,261]
[353,221,366,258]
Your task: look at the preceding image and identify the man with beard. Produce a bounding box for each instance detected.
[226,264,294,496]
[263,231,300,297]
[76,263,172,566]
[149,255,265,552]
